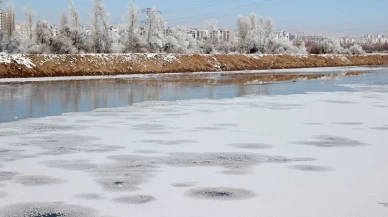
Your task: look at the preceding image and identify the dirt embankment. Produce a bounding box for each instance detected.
[0,53,388,78]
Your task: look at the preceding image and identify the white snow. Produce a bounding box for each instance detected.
[0,53,35,69]
[0,81,388,217]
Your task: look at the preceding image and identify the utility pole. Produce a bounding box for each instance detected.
[139,8,161,25]
[139,8,162,43]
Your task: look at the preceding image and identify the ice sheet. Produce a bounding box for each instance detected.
[0,84,388,217]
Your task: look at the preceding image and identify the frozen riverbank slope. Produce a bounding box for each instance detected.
[1,53,388,78]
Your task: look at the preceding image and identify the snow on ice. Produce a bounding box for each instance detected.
[0,82,387,217]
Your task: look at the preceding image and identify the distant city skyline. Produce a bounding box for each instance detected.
[3,0,388,37]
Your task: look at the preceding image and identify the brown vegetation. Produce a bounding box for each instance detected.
[0,54,387,79]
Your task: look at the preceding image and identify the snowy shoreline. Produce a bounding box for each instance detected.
[0,66,384,84]
[1,53,388,79]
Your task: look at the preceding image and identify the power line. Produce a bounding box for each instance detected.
[161,0,223,13]
[165,0,276,23]
[166,0,298,25]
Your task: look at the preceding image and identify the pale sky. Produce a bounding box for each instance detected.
[4,0,388,36]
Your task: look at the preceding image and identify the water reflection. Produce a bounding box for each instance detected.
[0,79,271,122]
[0,69,387,123]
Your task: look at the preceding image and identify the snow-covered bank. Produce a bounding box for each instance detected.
[0,82,388,217]
[1,53,388,79]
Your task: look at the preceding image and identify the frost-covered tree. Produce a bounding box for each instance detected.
[205,18,218,42]
[59,0,84,53]
[236,13,304,54]
[307,38,365,54]
[321,38,347,54]
[7,6,38,53]
[5,33,29,53]
[237,14,268,53]
[60,10,69,32]
[69,0,81,29]
[144,7,166,53]
[123,0,143,52]
[33,20,54,53]
[200,18,218,54]
[164,26,198,54]
[262,18,274,53]
[51,32,78,54]
[90,0,112,53]
[237,15,251,53]
[36,21,53,45]
[348,44,365,55]
[51,9,79,54]
[269,39,307,55]
[24,6,36,40]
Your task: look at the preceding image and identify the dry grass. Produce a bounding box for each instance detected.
[0,54,387,78]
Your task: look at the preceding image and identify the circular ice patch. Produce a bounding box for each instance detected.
[14,175,65,186]
[164,152,266,169]
[370,127,388,130]
[136,139,198,146]
[97,178,142,192]
[81,144,125,153]
[228,143,274,150]
[145,131,172,135]
[42,160,97,171]
[379,202,388,208]
[74,193,105,200]
[133,150,163,154]
[0,171,19,181]
[289,165,332,172]
[220,169,251,175]
[322,100,358,104]
[0,202,98,217]
[266,156,293,163]
[213,123,239,127]
[334,122,364,126]
[131,124,168,131]
[186,187,256,201]
[195,127,225,131]
[304,123,324,126]
[294,135,369,148]
[171,182,197,188]
[113,195,156,204]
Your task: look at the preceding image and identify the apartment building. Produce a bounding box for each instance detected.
[187,28,235,42]
[276,31,291,41]
[0,8,15,32]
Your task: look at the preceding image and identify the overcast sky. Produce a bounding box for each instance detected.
[5,0,388,36]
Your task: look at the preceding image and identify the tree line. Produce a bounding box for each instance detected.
[0,0,366,55]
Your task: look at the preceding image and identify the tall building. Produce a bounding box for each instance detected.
[0,8,15,34]
[0,9,6,30]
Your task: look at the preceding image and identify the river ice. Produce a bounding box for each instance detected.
[0,83,387,217]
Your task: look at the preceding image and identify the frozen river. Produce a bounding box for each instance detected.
[0,67,388,217]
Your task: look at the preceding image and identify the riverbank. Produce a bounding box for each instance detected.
[1,53,388,78]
